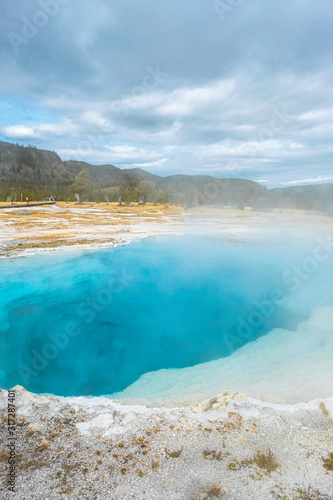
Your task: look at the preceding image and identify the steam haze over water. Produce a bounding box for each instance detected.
[0,1,333,406]
[1,233,333,404]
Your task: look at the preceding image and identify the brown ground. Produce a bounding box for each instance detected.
[1,201,332,258]
[0,202,185,257]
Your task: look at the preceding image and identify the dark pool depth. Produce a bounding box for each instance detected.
[1,235,332,397]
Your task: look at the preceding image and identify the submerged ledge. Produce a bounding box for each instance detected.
[1,207,333,497]
[109,305,333,407]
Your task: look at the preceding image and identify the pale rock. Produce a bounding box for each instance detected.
[319,398,333,420]
[76,413,114,436]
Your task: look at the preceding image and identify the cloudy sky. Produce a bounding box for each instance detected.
[0,0,332,186]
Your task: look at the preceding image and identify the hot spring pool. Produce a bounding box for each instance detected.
[1,235,333,404]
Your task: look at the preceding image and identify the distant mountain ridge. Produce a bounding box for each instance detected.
[0,141,161,187]
[0,141,332,213]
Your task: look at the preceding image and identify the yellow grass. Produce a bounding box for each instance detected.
[1,202,331,257]
[0,202,184,256]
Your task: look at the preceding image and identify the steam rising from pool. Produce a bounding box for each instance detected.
[0,234,332,404]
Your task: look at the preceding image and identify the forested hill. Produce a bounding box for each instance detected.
[0,141,332,213]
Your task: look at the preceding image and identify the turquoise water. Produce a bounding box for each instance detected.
[1,235,333,397]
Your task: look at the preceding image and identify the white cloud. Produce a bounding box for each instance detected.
[1,120,77,140]
[297,109,333,121]
[284,176,333,185]
[156,79,236,117]
[2,125,35,139]
[1,60,332,185]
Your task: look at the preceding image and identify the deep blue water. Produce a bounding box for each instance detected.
[1,235,333,397]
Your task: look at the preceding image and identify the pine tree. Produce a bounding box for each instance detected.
[70,169,92,203]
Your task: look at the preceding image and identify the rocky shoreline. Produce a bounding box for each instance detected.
[0,386,332,499]
[1,202,331,260]
[1,207,333,498]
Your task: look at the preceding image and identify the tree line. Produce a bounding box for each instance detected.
[0,169,170,204]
